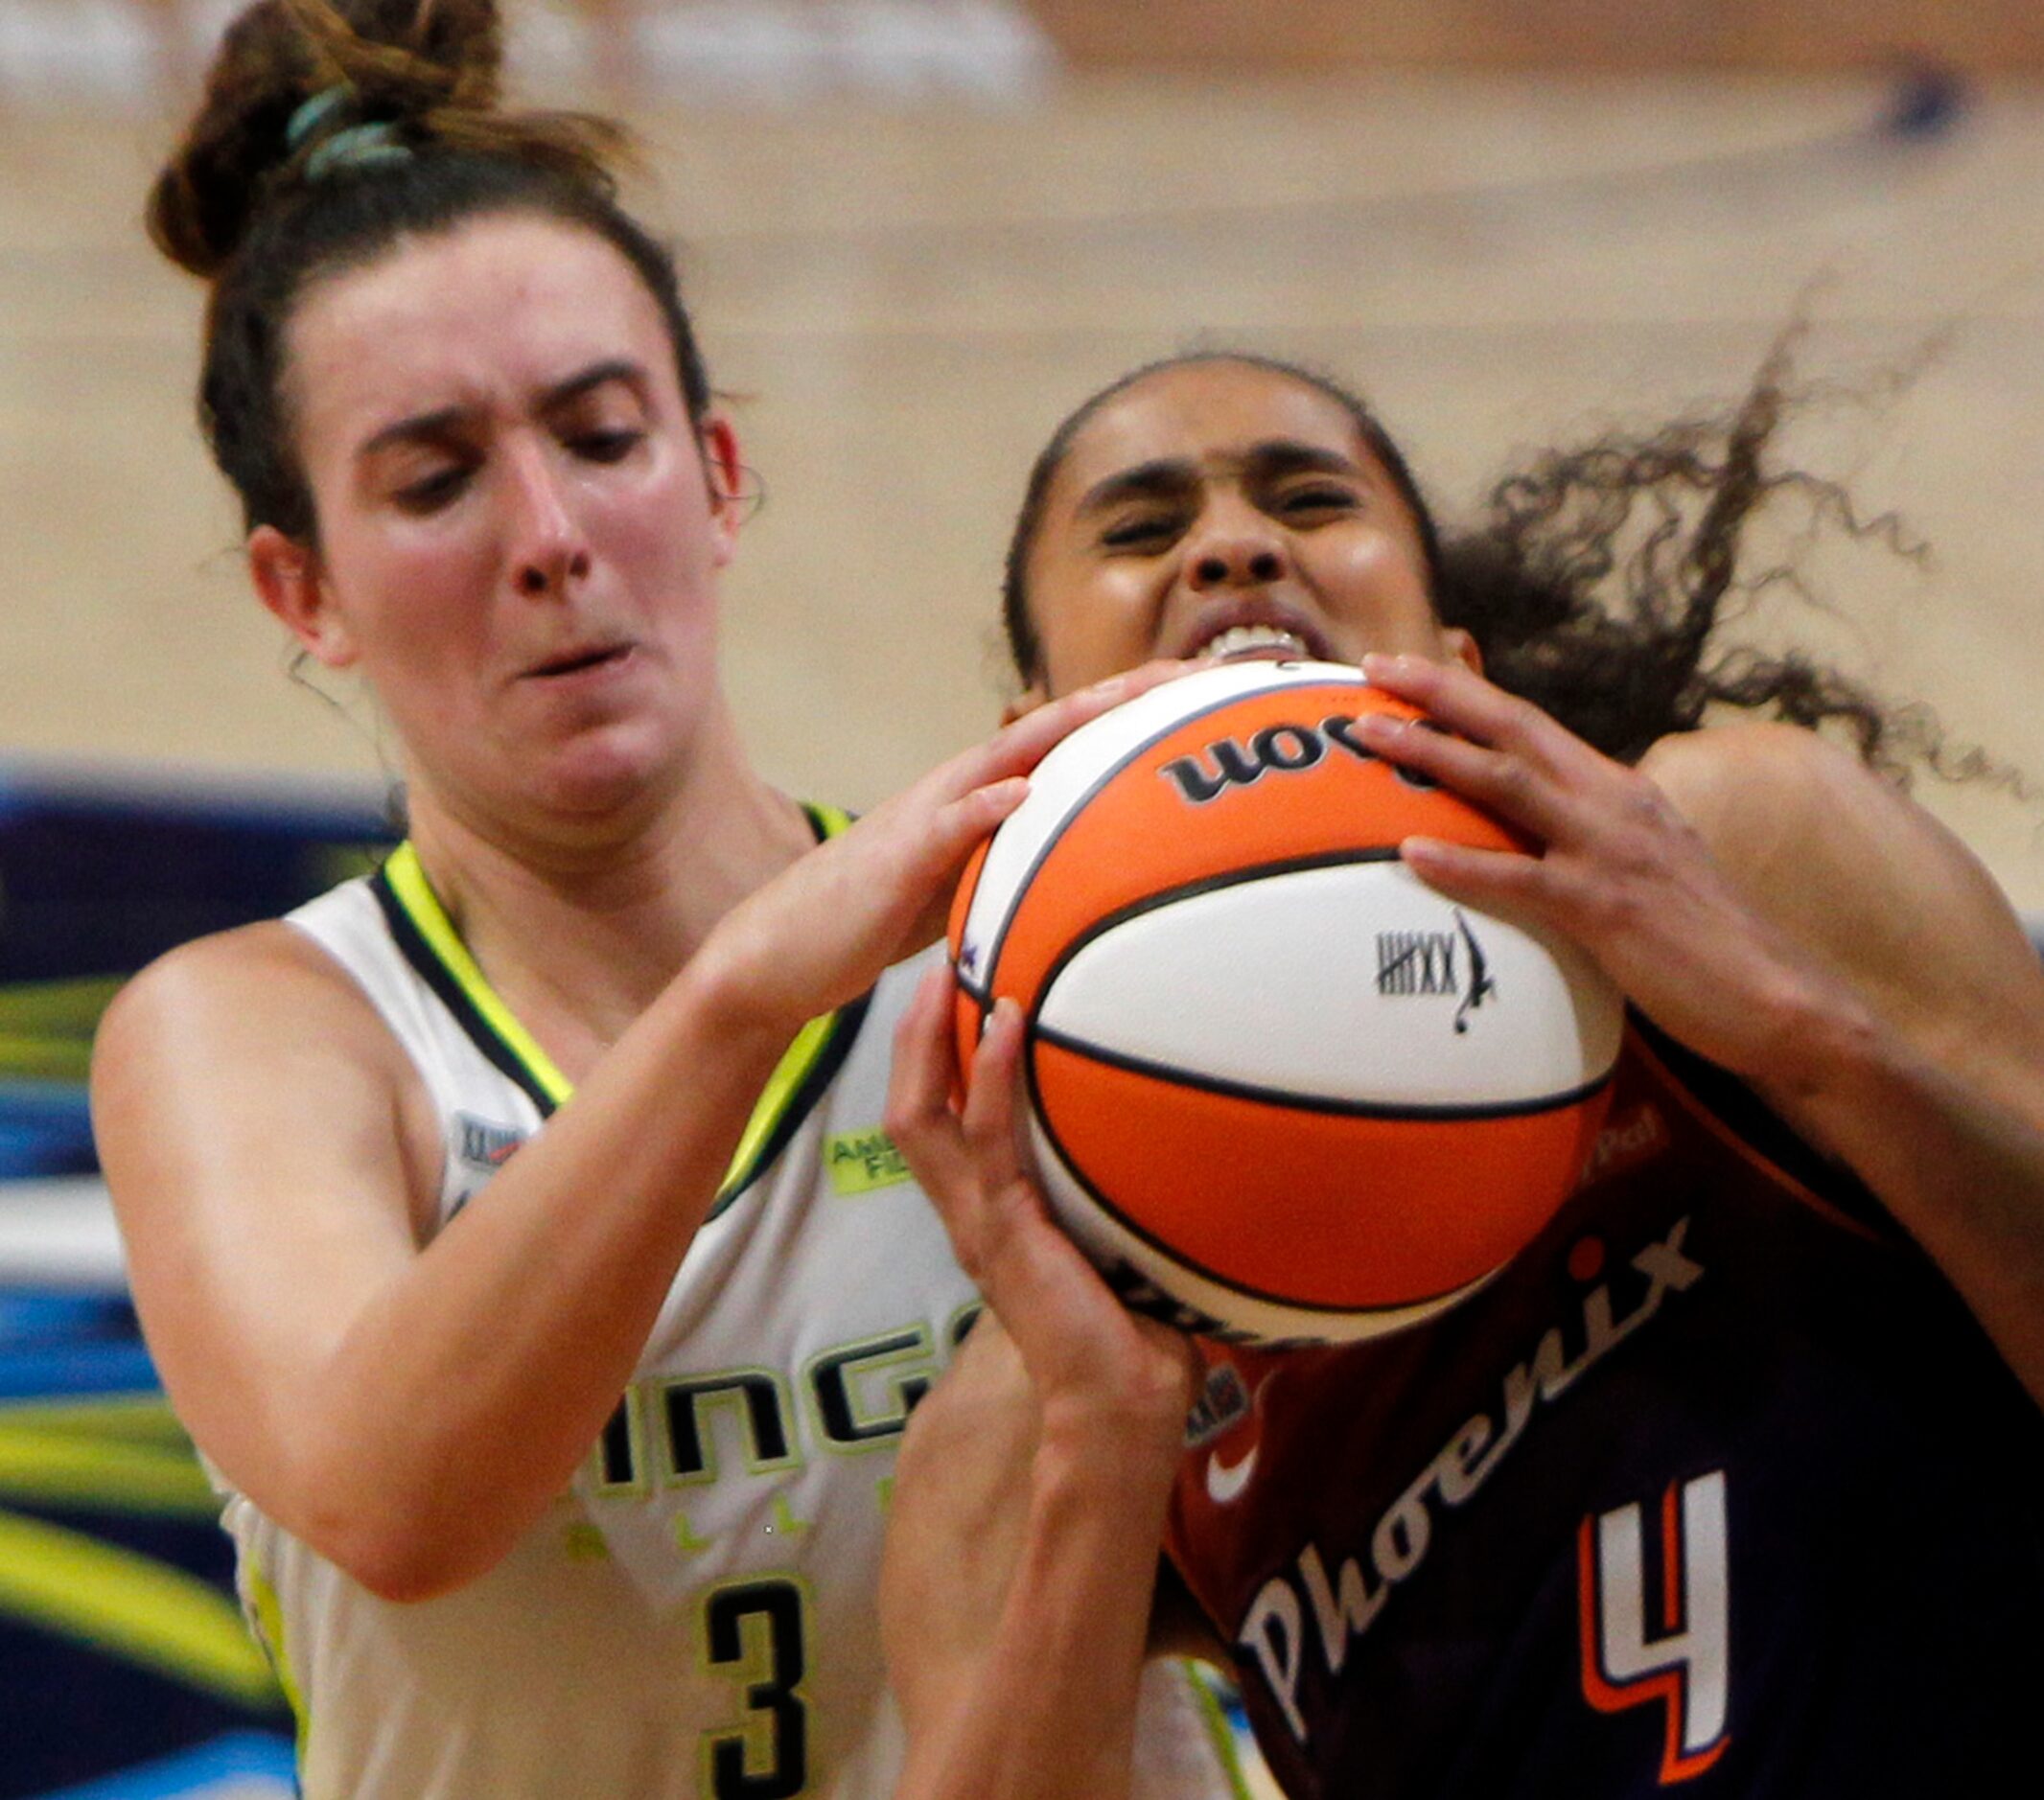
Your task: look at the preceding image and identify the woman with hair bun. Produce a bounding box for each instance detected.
[93,5,1239,1797]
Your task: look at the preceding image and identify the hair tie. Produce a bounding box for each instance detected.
[305,123,413,180]
[286,85,415,181]
[285,85,352,150]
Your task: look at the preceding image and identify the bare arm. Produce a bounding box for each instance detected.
[95,668,1182,1600]
[1359,654,2044,1406]
[882,968,1196,1800]
[95,920,793,1600]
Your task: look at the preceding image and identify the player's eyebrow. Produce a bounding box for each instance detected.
[1076,439,1367,516]
[538,358,649,415]
[1075,457,1199,517]
[356,358,651,460]
[1239,440,1368,483]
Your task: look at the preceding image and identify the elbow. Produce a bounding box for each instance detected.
[339,1539,476,1606]
[262,1404,542,1604]
[315,1513,507,1604]
[288,1467,519,1604]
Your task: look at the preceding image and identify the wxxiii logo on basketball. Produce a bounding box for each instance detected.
[1158,713,1440,804]
[1377,910,1499,1034]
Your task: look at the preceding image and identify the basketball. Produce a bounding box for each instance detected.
[948,660,1624,1344]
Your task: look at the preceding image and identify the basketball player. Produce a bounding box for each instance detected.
[88,6,1238,1796]
[880,352,2044,1798]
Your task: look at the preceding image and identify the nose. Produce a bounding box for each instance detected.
[1185,499,1289,591]
[504,441,592,599]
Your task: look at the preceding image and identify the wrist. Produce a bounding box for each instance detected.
[677,925,809,1066]
[1038,1384,1190,1497]
[686,907,813,1046]
[1744,965,1884,1105]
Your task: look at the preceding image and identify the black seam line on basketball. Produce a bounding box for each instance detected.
[974,673,1364,1001]
[1023,1037,1482,1317]
[1029,843,1408,1027]
[1034,1027,1614,1122]
[968,845,1399,1019]
[1625,1006,1894,1240]
[952,966,995,1046]
[372,863,559,1121]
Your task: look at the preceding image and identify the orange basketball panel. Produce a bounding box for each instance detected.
[1033,1038,1609,1310]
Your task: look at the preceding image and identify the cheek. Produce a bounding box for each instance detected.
[1319,533,1436,624]
[335,537,495,690]
[607,472,723,612]
[1036,564,1157,691]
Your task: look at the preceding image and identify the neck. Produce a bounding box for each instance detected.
[401,702,816,1080]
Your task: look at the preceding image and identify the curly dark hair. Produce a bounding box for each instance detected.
[1003,343,1970,781]
[149,0,712,545]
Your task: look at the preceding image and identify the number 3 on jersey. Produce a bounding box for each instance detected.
[1577,1469,1730,1785]
[703,1577,811,1799]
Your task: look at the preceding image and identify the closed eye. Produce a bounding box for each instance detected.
[569,427,644,465]
[394,463,474,512]
[1272,483,1360,519]
[1101,512,1186,550]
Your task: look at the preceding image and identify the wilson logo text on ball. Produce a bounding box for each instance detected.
[1158,714,1443,805]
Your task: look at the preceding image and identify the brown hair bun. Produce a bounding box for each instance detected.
[148,0,506,279]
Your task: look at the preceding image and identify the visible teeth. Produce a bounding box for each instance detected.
[1201,624,1310,660]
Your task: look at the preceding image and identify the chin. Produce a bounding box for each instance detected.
[533,718,683,819]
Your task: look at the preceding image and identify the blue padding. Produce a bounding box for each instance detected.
[0,759,396,986]
[36,1731,296,1800]
[0,1289,128,1344]
[0,1083,98,1178]
[0,1284,156,1397]
[0,1343,160,1400]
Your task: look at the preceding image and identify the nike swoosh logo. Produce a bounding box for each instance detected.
[1205,1443,1259,1504]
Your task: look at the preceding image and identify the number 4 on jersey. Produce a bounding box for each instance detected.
[1577,1469,1730,1785]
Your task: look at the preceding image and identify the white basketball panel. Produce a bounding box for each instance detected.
[1035,861,1622,1110]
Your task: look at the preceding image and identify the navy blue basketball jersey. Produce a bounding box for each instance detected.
[1167,1020,2044,1798]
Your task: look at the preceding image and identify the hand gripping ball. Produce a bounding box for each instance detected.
[947,660,1623,1344]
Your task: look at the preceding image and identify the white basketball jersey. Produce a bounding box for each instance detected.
[220,827,1243,1800]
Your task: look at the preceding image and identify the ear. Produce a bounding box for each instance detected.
[248,526,358,669]
[1000,681,1049,727]
[698,412,746,568]
[1440,626,1483,677]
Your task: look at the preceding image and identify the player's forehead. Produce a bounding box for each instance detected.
[286,212,676,458]
[1047,360,1381,519]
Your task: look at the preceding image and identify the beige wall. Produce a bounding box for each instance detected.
[5,70,2043,905]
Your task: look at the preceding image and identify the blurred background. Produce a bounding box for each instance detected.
[3,2,2042,1793]
[10,0,2044,894]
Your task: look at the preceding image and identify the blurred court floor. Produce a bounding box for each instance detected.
[6,65,2043,899]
